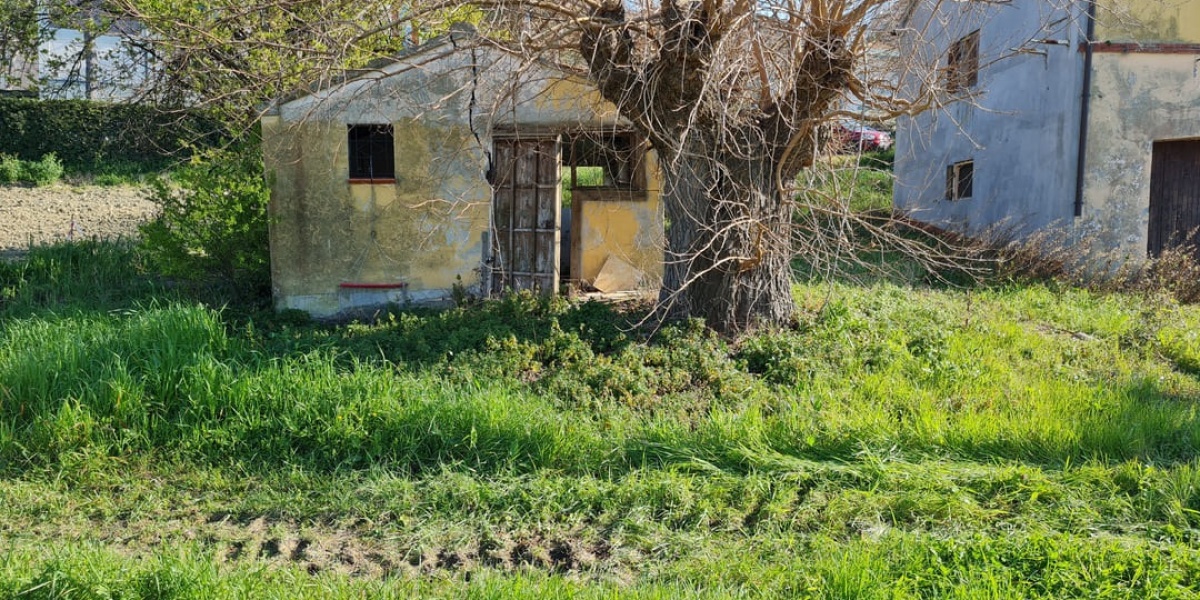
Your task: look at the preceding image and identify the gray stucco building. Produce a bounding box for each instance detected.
[894,0,1200,261]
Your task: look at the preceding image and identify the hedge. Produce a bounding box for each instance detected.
[0,98,223,173]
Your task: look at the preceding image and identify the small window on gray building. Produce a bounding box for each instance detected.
[945,30,980,93]
[946,160,974,200]
[348,124,395,180]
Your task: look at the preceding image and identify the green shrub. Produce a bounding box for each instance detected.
[20,153,63,186]
[139,142,270,292]
[0,153,64,186]
[0,97,220,173]
[0,154,21,183]
[858,147,895,171]
[92,173,127,186]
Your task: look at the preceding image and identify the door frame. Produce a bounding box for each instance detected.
[488,134,563,294]
[1148,137,1200,258]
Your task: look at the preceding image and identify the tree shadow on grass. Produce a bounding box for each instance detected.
[0,242,639,368]
[6,242,1200,479]
[251,292,643,372]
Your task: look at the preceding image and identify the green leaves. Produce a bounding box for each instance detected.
[0,153,63,186]
[139,141,270,289]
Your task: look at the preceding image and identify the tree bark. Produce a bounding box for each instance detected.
[658,141,795,335]
[579,0,857,334]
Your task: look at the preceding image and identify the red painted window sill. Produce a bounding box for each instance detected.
[348,178,397,184]
[339,282,407,289]
[1083,42,1200,54]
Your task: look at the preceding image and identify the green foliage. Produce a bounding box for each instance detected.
[91,173,128,187]
[119,0,483,132]
[20,152,63,186]
[0,152,63,186]
[0,97,219,173]
[5,243,1200,594]
[0,0,45,71]
[138,142,270,292]
[0,242,162,316]
[561,165,605,206]
[798,159,893,213]
[0,153,22,183]
[857,147,894,171]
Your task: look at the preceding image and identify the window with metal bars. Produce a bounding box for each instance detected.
[348,124,395,181]
[945,30,980,93]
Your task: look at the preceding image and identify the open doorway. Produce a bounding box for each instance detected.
[560,130,647,288]
[1149,139,1200,258]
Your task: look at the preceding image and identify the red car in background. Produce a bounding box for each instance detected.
[834,121,893,152]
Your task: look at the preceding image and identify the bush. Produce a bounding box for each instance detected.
[0,153,64,186]
[0,154,21,184]
[139,141,270,292]
[0,97,220,174]
[20,153,63,186]
[857,147,895,171]
[92,173,127,187]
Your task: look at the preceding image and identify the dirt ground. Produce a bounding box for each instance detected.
[0,184,156,258]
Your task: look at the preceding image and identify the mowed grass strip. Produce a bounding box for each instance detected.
[3,533,1200,598]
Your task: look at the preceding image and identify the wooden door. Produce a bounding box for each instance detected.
[1149,140,1200,258]
[491,137,561,292]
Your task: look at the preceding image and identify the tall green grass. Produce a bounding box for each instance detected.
[4,245,1200,474]
[4,533,1200,598]
[5,241,1200,595]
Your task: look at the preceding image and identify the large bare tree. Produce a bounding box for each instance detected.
[480,0,932,333]
[107,0,1030,333]
[575,0,896,332]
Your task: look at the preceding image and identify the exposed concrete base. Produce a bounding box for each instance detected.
[277,287,460,319]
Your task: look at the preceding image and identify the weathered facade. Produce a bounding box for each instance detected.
[263,30,663,317]
[895,0,1200,261]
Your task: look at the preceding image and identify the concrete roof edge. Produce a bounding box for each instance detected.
[271,23,477,111]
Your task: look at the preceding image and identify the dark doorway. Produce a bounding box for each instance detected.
[1149,139,1200,257]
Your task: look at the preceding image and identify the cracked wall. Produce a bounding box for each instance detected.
[1080,51,1200,258]
[264,38,664,317]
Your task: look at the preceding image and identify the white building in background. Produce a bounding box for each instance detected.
[1,4,155,100]
[893,0,1200,262]
[38,14,155,100]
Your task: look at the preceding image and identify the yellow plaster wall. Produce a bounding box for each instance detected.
[575,151,665,286]
[1097,0,1200,43]
[1080,52,1200,258]
[267,45,669,313]
[535,79,621,124]
[266,118,490,316]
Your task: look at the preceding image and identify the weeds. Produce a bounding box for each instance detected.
[0,153,64,186]
[950,226,1200,310]
[4,241,1200,596]
[139,141,271,294]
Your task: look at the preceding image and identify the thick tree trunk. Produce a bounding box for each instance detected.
[658,147,794,335]
[578,0,855,335]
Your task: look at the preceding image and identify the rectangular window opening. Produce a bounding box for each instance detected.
[946,160,974,201]
[945,30,980,93]
[348,124,395,181]
[562,131,644,200]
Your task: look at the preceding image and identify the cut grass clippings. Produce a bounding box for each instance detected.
[3,241,1200,597]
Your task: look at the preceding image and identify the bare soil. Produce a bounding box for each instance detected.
[2,509,634,581]
[0,184,155,258]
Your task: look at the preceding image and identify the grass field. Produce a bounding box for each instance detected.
[3,235,1200,597]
